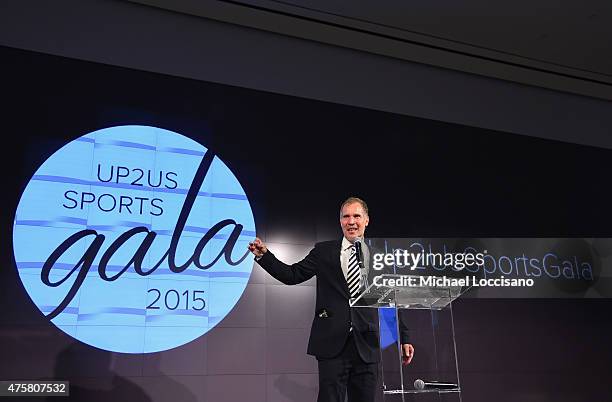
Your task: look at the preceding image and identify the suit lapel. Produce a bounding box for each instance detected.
[329,239,349,297]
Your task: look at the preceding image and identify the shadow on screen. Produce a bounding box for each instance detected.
[272,373,317,402]
[45,343,196,402]
[44,342,149,402]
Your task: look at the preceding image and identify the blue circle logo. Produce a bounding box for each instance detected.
[13,125,256,353]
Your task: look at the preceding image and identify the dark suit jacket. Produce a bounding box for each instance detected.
[257,239,409,363]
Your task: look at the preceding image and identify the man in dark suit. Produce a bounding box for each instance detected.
[248,197,414,402]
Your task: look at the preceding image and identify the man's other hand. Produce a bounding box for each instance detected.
[248,237,268,257]
[401,343,414,366]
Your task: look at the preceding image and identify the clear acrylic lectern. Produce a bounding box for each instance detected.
[350,274,469,402]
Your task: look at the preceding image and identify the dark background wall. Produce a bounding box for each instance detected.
[1,47,611,402]
[3,0,612,150]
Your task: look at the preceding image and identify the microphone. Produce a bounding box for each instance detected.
[353,238,364,269]
[413,379,458,390]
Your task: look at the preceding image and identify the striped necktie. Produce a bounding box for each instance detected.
[347,244,361,298]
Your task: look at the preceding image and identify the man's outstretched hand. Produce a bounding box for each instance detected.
[401,343,415,366]
[248,237,268,258]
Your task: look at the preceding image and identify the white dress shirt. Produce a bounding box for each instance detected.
[340,237,369,281]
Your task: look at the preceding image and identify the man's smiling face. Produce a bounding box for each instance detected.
[340,202,369,242]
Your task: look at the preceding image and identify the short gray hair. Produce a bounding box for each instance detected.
[339,197,369,217]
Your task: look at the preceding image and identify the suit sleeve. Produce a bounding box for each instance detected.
[256,246,319,285]
[398,309,411,344]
